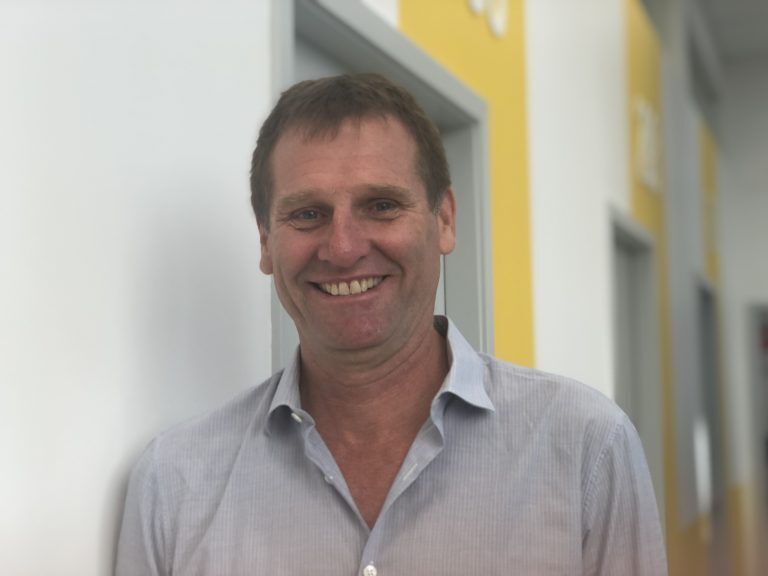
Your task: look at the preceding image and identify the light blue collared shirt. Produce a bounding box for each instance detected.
[116,317,667,575]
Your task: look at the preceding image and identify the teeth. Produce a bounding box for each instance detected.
[319,277,382,297]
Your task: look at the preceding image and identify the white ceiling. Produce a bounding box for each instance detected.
[697,0,768,62]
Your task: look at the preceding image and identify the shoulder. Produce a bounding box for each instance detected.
[482,355,627,433]
[117,373,284,573]
[130,371,282,492]
[479,355,638,477]
[469,361,666,573]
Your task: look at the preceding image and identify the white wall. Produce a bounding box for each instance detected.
[720,61,768,493]
[0,1,273,574]
[526,0,628,397]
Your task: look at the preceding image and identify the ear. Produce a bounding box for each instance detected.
[437,188,456,255]
[258,223,274,275]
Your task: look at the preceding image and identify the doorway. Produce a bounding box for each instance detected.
[612,211,665,528]
[699,283,728,574]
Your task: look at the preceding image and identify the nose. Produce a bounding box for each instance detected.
[317,209,370,268]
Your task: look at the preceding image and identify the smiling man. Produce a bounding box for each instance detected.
[116,74,667,575]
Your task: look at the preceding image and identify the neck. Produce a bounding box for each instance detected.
[298,320,449,446]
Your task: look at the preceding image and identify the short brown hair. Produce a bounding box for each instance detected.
[250,73,451,228]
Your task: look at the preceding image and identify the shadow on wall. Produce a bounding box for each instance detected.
[104,461,132,572]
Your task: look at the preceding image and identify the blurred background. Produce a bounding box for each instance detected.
[1,0,766,574]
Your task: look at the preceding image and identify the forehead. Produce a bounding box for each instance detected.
[276,115,417,155]
[270,116,421,193]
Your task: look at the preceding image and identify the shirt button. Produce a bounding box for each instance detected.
[324,474,334,484]
[363,564,377,576]
[290,412,303,423]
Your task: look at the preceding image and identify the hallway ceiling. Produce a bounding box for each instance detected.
[697,0,768,62]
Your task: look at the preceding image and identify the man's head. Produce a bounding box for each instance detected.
[250,73,451,229]
[252,74,456,357]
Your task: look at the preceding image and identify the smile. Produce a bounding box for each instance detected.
[317,277,383,296]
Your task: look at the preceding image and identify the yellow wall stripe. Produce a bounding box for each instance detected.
[401,0,534,365]
[700,124,719,284]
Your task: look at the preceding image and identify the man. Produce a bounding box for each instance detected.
[116,74,667,575]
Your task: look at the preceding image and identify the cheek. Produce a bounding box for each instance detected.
[389,233,442,277]
[269,239,315,280]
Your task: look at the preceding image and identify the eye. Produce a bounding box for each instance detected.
[294,209,320,220]
[369,199,400,218]
[374,200,396,211]
[288,207,325,230]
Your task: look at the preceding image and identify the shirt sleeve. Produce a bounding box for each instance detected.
[115,441,169,576]
[582,414,668,575]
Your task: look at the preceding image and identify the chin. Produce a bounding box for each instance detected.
[323,320,391,351]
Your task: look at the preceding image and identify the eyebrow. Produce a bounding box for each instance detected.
[273,190,321,213]
[362,184,412,200]
[274,185,414,212]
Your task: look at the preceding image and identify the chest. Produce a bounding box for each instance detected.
[332,441,413,528]
[167,404,594,576]
[171,435,585,576]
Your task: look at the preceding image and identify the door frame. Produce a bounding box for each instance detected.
[611,208,666,529]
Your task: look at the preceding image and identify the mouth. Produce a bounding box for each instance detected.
[314,276,384,297]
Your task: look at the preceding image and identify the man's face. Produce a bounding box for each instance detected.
[259,116,455,356]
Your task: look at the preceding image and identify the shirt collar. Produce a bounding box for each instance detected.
[266,316,495,434]
[434,316,495,412]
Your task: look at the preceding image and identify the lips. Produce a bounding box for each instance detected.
[317,276,383,296]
